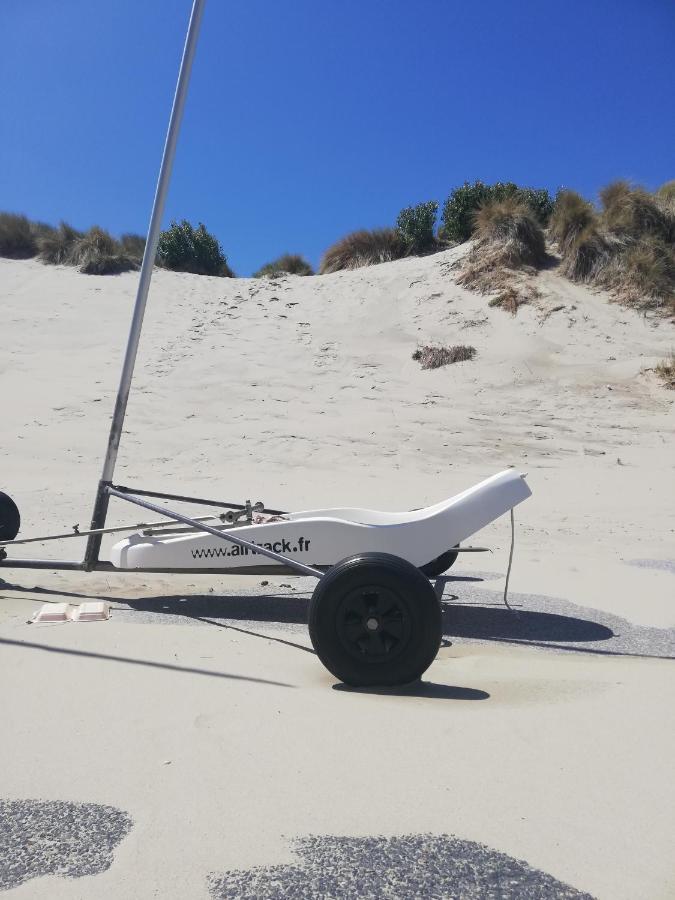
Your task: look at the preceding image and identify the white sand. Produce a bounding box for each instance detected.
[1,252,674,898]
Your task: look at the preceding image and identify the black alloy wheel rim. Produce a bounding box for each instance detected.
[336,583,412,663]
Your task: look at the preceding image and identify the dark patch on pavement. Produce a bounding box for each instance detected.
[625,558,675,575]
[208,833,594,899]
[0,799,132,891]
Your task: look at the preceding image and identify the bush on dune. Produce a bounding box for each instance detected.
[440,181,553,244]
[319,228,407,274]
[396,201,438,254]
[254,253,313,277]
[157,220,233,276]
[0,212,38,259]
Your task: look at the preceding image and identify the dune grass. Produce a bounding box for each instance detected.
[37,221,83,265]
[454,198,547,312]
[550,182,675,315]
[254,253,313,277]
[319,228,407,274]
[655,352,675,389]
[0,213,38,259]
[119,233,146,258]
[412,344,476,369]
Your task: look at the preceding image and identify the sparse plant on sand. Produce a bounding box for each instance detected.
[0,212,38,259]
[157,220,233,276]
[396,201,439,254]
[412,344,476,369]
[655,352,675,389]
[254,253,313,277]
[319,228,407,274]
[440,181,553,244]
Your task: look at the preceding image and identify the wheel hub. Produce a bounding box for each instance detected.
[336,584,411,662]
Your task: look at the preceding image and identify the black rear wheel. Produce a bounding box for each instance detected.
[0,492,20,542]
[309,552,442,686]
[420,546,459,578]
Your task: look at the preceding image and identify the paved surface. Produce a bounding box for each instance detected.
[47,570,673,661]
[208,834,594,899]
[0,801,132,892]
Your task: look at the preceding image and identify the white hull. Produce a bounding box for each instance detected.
[110,469,531,572]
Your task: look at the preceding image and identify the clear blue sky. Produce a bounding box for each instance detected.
[1,0,673,275]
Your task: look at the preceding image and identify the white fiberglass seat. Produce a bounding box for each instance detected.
[110,468,531,572]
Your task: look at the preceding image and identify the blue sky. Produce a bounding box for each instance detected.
[1,0,673,275]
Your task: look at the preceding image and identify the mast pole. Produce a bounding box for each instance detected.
[84,0,206,569]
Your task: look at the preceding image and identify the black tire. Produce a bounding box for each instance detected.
[0,492,20,542]
[420,546,459,578]
[309,552,442,686]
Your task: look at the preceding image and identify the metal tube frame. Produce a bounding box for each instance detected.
[106,487,324,578]
[84,0,207,571]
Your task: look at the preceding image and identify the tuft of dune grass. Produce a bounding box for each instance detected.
[319,228,407,274]
[119,233,146,258]
[655,352,675,389]
[0,212,38,259]
[454,198,547,311]
[551,182,675,316]
[549,191,597,251]
[412,344,476,369]
[254,253,313,277]
[37,221,83,265]
[71,226,139,275]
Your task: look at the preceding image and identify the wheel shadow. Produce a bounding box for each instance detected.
[442,604,613,644]
[332,682,489,701]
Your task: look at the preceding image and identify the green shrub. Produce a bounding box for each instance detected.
[396,200,438,254]
[254,253,313,277]
[0,212,38,259]
[440,181,553,243]
[157,220,232,276]
[319,228,407,274]
[37,221,83,265]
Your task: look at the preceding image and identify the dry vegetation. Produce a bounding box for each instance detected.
[0,213,38,258]
[454,198,547,313]
[254,253,313,277]
[551,181,675,316]
[319,228,407,274]
[0,213,142,275]
[412,344,476,369]
[655,352,675,389]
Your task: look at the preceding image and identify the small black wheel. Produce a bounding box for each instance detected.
[309,552,442,686]
[0,492,20,542]
[420,546,459,578]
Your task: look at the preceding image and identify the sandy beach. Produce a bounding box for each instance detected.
[1,250,674,898]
